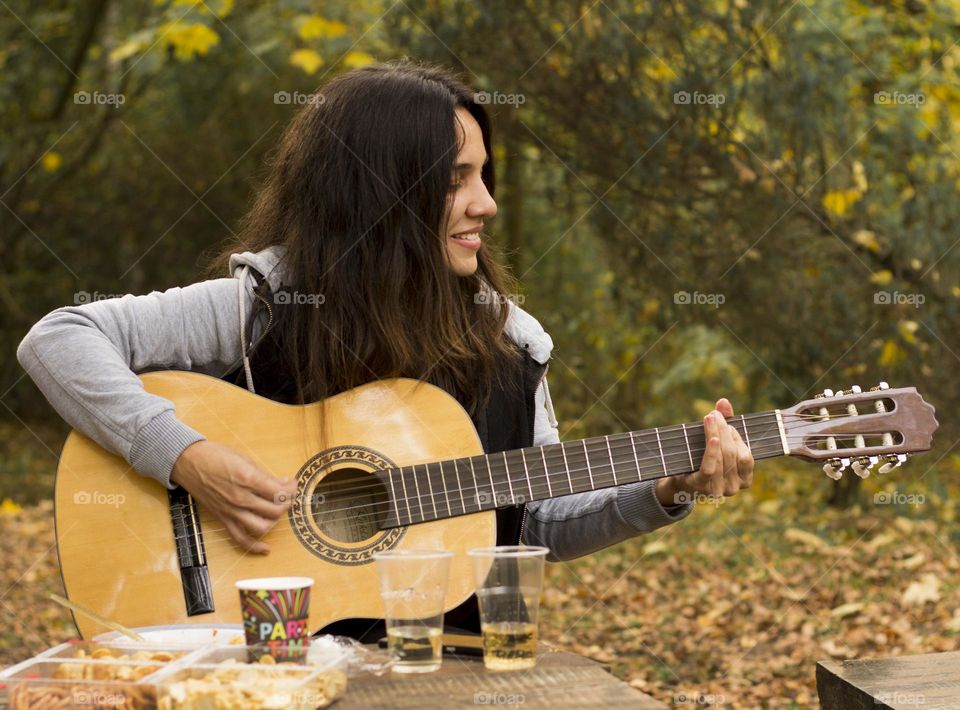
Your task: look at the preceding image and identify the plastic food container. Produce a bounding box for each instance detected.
[0,639,349,710]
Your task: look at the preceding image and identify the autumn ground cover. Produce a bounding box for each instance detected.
[1,420,956,707]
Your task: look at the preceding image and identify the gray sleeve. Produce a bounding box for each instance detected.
[521,372,695,562]
[16,276,254,490]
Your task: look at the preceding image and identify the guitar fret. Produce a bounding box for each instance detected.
[412,464,425,521]
[540,447,553,497]
[629,431,642,482]
[453,459,466,515]
[486,456,496,508]
[438,461,452,518]
[582,440,595,489]
[519,449,534,501]
[388,469,404,526]
[741,414,750,448]
[399,466,413,523]
[426,463,439,520]
[655,428,667,475]
[682,423,695,471]
[469,457,481,512]
[606,435,618,486]
[560,442,573,494]
[502,451,515,503]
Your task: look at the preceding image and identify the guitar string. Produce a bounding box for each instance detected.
[156,438,790,547]
[179,412,894,531]
[156,430,894,547]
[161,426,902,547]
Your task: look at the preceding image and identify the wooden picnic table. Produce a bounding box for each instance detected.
[818,649,960,709]
[338,642,667,709]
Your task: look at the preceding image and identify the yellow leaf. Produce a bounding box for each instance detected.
[297,15,348,40]
[830,602,863,619]
[109,38,143,63]
[870,269,892,285]
[852,160,868,192]
[289,49,323,75]
[642,540,669,556]
[898,320,918,344]
[822,188,862,217]
[879,339,905,367]
[42,152,62,172]
[0,498,22,516]
[159,22,219,61]
[852,229,881,253]
[343,51,375,69]
[902,573,940,606]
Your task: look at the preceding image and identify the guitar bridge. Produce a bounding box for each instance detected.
[168,487,214,616]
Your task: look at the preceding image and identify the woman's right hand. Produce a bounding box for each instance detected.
[170,440,299,554]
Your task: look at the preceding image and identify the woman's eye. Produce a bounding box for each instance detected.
[449,180,463,191]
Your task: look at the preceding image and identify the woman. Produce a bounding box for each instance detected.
[17,60,753,637]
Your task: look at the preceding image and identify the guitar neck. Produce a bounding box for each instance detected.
[381,410,787,527]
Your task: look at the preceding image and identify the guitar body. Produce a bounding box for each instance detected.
[55,371,495,639]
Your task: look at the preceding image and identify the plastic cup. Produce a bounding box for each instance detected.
[235,576,313,663]
[468,546,549,671]
[373,549,454,673]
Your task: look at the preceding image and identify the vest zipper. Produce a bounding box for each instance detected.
[518,505,528,544]
[250,281,274,350]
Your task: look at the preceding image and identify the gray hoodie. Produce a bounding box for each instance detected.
[16,246,693,561]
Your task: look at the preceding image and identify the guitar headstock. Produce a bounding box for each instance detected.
[780,383,938,480]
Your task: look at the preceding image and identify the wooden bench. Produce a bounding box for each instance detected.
[339,643,667,709]
[818,650,960,709]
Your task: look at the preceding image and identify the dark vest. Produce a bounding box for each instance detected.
[221,271,547,641]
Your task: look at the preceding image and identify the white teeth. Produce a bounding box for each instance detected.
[452,233,479,240]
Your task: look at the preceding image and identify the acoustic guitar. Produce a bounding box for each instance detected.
[54,373,937,638]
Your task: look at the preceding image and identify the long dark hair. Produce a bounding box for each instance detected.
[206,59,523,417]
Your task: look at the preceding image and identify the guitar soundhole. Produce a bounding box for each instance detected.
[310,467,389,543]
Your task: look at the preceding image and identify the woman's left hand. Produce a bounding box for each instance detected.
[654,398,754,506]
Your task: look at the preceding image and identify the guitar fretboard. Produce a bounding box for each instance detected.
[380,411,785,527]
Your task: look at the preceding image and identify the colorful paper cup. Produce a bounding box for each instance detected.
[235,576,313,662]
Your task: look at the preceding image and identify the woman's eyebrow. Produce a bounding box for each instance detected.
[455,154,490,171]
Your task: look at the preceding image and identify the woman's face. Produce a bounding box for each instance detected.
[444,107,498,277]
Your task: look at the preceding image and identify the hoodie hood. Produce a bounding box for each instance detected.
[229,245,554,365]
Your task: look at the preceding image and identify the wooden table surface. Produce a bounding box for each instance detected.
[818,650,960,709]
[338,643,667,709]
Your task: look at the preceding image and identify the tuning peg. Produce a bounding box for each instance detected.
[870,382,890,392]
[851,456,876,478]
[816,389,834,399]
[823,456,849,480]
[850,385,862,394]
[878,453,908,474]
